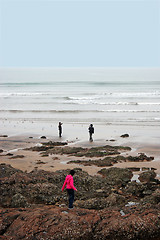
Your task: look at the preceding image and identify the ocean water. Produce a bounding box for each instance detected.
[0,68,160,127]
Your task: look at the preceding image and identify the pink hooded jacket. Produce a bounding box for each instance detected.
[62,175,77,191]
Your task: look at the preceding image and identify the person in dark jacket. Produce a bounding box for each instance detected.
[88,124,94,141]
[58,122,63,137]
[62,170,77,209]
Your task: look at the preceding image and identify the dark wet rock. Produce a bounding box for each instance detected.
[26,141,68,152]
[68,157,117,167]
[68,155,125,167]
[124,181,146,197]
[142,167,150,171]
[72,169,112,200]
[98,167,133,187]
[0,164,160,216]
[11,193,29,208]
[41,153,49,157]
[61,146,120,157]
[124,178,160,200]
[42,141,68,146]
[36,160,47,164]
[142,167,157,171]
[1,172,33,185]
[120,133,129,138]
[26,183,61,205]
[127,167,140,171]
[27,142,131,158]
[151,167,157,171]
[10,155,25,159]
[52,156,59,160]
[74,198,107,210]
[141,189,160,205]
[41,136,46,139]
[5,153,13,156]
[139,170,156,183]
[75,193,126,209]
[106,192,126,206]
[0,169,62,207]
[0,171,33,207]
[0,166,110,208]
[95,206,160,240]
[29,145,52,152]
[68,154,153,168]
[127,153,154,162]
[0,163,160,239]
[0,163,23,178]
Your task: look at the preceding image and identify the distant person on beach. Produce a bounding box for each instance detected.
[58,122,63,137]
[62,170,77,209]
[88,124,94,141]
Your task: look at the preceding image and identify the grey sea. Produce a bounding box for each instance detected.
[0,67,160,137]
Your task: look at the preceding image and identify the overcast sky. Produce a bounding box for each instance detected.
[0,0,159,67]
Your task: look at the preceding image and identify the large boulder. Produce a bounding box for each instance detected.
[98,167,133,187]
[120,133,129,138]
[124,181,146,197]
[139,170,156,183]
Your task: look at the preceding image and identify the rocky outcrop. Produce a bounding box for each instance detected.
[141,189,160,205]
[1,164,160,209]
[98,167,133,186]
[27,142,131,158]
[127,153,154,162]
[11,193,29,208]
[9,155,25,159]
[0,205,160,240]
[75,193,126,209]
[0,163,160,239]
[139,170,157,183]
[68,153,154,167]
[0,163,23,178]
[26,141,68,152]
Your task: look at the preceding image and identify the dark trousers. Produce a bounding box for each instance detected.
[89,132,93,141]
[59,130,62,137]
[67,189,74,208]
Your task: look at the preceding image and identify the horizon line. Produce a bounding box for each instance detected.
[0,66,160,70]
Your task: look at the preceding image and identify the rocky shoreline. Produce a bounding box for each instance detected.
[0,140,160,239]
[0,162,160,239]
[1,204,160,240]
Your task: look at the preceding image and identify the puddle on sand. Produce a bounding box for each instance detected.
[60,161,68,164]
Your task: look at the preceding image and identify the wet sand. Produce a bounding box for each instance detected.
[0,124,160,178]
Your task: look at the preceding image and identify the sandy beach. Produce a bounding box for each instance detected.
[1,68,160,179]
[0,122,160,179]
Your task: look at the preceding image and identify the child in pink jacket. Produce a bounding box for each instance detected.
[62,170,77,209]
